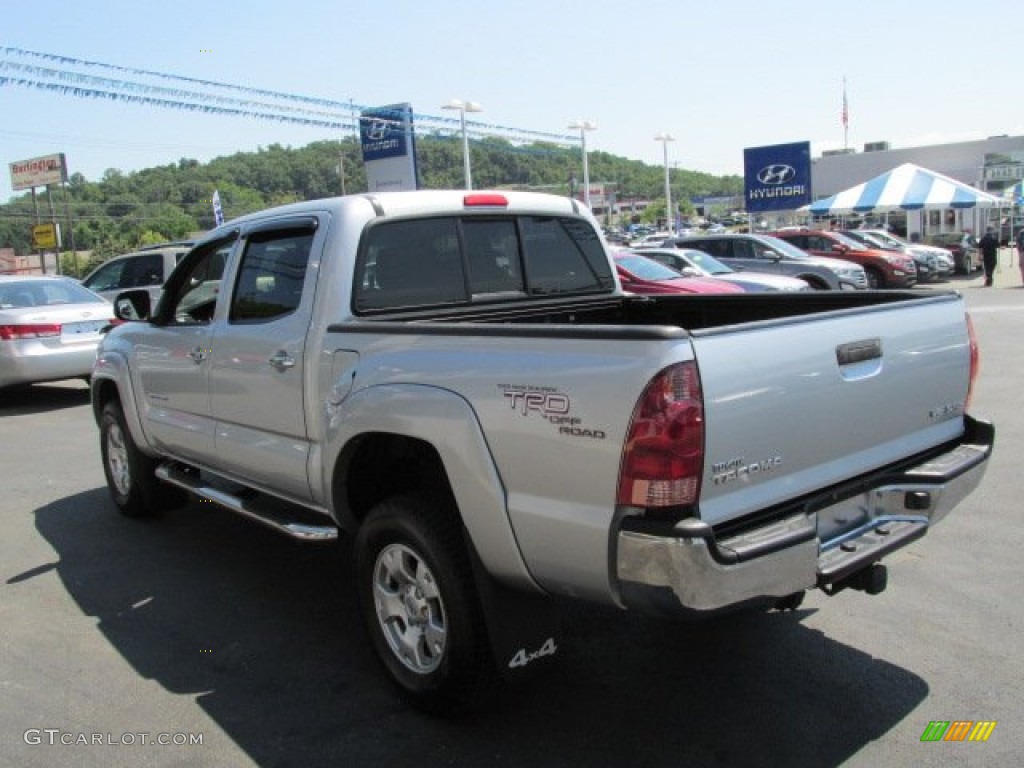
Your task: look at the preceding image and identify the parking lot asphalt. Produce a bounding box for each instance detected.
[1,275,1022,768]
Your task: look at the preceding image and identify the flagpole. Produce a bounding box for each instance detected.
[842,77,849,151]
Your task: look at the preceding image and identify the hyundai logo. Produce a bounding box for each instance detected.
[365,119,388,141]
[757,164,797,185]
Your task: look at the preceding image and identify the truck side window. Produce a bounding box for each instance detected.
[159,240,234,325]
[230,230,313,323]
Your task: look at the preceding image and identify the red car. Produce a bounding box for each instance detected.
[769,229,916,289]
[613,251,743,295]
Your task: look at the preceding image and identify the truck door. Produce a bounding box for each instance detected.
[208,217,319,501]
[131,236,236,464]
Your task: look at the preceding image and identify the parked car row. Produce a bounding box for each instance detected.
[655,233,868,290]
[767,229,916,289]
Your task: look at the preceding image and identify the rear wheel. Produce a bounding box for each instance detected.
[355,494,491,713]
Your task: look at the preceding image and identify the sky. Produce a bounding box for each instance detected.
[2,0,1021,203]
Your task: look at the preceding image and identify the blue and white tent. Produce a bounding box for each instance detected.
[803,162,1008,215]
[1002,181,1024,206]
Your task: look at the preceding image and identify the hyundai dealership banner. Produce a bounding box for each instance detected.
[360,103,419,192]
[743,141,812,213]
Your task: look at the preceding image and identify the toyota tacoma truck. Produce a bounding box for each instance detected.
[91,190,993,711]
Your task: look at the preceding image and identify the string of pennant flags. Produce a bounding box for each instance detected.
[0,60,350,122]
[0,46,578,146]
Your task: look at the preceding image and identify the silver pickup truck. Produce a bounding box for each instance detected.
[91,190,993,711]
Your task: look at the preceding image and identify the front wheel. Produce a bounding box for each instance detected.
[865,267,883,289]
[99,400,183,517]
[354,494,492,713]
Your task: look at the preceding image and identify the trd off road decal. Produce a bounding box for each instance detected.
[499,383,606,440]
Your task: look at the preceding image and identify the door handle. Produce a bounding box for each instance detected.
[268,351,296,371]
[188,346,208,364]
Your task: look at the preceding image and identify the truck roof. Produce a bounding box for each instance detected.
[213,190,592,232]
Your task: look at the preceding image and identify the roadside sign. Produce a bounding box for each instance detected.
[360,103,419,192]
[10,153,68,191]
[31,222,59,250]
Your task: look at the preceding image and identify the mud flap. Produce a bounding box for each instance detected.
[466,538,562,681]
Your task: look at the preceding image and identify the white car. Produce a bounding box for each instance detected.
[0,275,113,388]
[860,229,955,279]
[630,231,673,247]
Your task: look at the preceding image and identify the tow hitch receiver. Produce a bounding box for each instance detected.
[821,563,888,596]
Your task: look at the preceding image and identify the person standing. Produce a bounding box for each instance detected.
[1017,226,1024,284]
[979,228,999,287]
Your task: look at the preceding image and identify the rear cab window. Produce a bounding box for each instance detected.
[352,214,614,314]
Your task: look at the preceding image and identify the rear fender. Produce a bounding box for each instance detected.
[325,383,538,591]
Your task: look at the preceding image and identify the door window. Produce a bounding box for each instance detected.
[123,253,165,287]
[230,229,314,323]
[158,239,235,325]
[733,240,759,259]
[82,259,128,292]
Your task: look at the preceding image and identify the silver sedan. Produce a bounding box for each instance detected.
[0,275,113,388]
[635,247,811,292]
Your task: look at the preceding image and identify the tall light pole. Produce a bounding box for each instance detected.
[654,132,675,233]
[441,98,483,190]
[568,120,597,209]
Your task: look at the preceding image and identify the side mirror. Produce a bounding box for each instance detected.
[680,267,701,277]
[831,243,848,253]
[113,289,152,321]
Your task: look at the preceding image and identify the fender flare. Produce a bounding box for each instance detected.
[324,382,540,593]
[91,350,157,458]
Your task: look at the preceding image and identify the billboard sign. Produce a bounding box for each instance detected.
[743,142,811,212]
[10,153,68,191]
[360,103,418,191]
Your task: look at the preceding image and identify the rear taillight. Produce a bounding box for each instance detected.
[0,323,61,340]
[617,361,704,507]
[965,312,979,411]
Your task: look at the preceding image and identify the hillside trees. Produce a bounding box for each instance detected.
[1,136,742,262]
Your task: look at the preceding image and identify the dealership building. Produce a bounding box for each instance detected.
[808,134,1024,238]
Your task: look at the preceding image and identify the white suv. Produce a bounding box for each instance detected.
[81,241,195,303]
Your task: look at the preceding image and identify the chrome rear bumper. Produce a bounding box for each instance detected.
[614,417,993,615]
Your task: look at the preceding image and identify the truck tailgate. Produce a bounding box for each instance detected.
[690,293,972,530]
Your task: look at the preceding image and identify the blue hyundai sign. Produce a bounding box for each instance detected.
[360,104,411,161]
[360,103,419,191]
[743,141,812,213]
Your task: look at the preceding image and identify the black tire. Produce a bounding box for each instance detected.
[99,400,184,517]
[865,267,883,289]
[354,493,491,713]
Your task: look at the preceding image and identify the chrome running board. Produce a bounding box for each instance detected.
[155,462,338,542]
